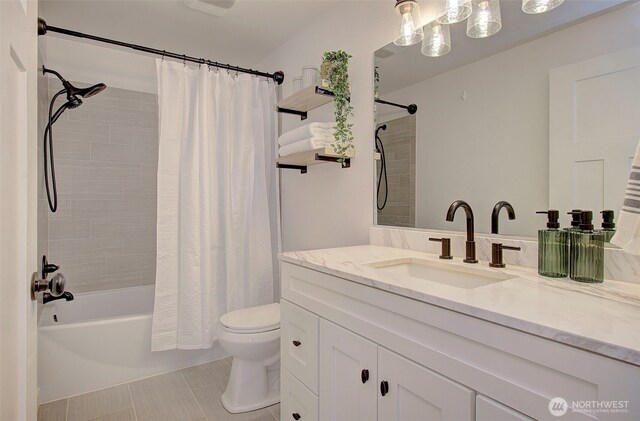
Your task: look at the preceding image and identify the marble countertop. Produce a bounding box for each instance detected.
[280,245,640,366]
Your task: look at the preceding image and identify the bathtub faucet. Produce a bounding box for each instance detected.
[43,291,74,305]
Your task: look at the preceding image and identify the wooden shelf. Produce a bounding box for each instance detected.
[276,145,354,174]
[275,86,335,120]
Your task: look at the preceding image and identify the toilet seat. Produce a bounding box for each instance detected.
[220,302,280,334]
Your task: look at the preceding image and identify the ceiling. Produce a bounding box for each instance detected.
[375,0,633,95]
[40,0,341,68]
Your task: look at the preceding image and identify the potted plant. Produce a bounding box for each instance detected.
[320,50,354,161]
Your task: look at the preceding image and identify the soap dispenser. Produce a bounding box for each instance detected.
[598,210,616,243]
[569,210,604,283]
[536,210,568,278]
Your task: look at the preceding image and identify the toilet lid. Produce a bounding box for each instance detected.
[220,303,280,333]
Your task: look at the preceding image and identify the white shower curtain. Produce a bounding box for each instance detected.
[151,60,276,351]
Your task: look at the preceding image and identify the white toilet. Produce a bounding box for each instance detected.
[217,302,281,413]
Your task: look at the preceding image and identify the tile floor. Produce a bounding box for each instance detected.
[38,358,281,421]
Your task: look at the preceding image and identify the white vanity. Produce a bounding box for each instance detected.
[278,245,640,421]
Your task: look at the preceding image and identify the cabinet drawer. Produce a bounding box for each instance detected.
[282,368,318,421]
[281,299,319,393]
[476,395,534,421]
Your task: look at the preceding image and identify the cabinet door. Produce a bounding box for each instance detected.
[476,395,533,421]
[319,320,378,421]
[378,347,474,421]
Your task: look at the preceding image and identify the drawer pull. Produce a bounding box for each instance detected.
[292,413,301,420]
[380,380,389,396]
[292,340,301,347]
[361,369,369,384]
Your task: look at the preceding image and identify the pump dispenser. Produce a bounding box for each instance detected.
[598,210,616,242]
[566,210,582,231]
[569,210,604,283]
[536,210,568,278]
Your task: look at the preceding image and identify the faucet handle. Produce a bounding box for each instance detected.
[489,243,521,268]
[429,238,453,260]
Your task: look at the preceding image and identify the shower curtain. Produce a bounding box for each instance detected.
[151,60,277,351]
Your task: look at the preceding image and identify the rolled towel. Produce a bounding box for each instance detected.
[278,122,336,146]
[611,140,640,255]
[278,136,334,157]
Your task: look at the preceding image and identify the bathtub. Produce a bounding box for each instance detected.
[38,285,227,403]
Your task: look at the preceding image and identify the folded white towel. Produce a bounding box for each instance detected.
[278,136,334,157]
[278,122,336,146]
[611,140,640,255]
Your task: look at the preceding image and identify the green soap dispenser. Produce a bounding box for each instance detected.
[536,210,568,278]
[598,210,616,243]
[569,210,604,283]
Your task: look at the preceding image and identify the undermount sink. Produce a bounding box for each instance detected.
[366,257,515,289]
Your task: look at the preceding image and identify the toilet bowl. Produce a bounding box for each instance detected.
[217,302,281,413]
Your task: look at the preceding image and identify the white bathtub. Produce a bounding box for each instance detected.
[38,285,227,403]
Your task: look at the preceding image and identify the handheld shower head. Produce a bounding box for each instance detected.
[67,82,107,99]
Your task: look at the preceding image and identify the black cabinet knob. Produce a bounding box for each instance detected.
[292,413,301,420]
[292,340,301,347]
[380,380,389,396]
[361,369,369,384]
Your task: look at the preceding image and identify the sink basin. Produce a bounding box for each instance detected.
[366,258,515,289]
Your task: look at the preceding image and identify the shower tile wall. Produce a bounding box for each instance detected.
[376,115,416,228]
[47,81,158,293]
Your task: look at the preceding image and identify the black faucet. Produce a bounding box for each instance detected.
[43,291,74,305]
[446,200,477,263]
[491,201,516,234]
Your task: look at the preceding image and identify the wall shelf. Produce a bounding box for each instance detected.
[276,145,354,174]
[275,86,336,120]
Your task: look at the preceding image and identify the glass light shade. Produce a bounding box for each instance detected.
[393,0,424,47]
[522,0,564,14]
[436,0,472,24]
[421,22,451,57]
[466,0,501,39]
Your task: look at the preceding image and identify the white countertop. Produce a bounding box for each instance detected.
[280,245,640,366]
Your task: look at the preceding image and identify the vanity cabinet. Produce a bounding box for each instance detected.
[280,261,640,421]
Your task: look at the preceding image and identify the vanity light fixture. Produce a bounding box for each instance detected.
[522,0,564,14]
[422,21,451,57]
[467,0,502,39]
[436,0,472,24]
[393,0,424,46]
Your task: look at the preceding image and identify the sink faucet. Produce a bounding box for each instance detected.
[446,200,477,263]
[491,201,516,234]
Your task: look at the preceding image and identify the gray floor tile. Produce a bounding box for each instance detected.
[67,384,132,421]
[191,381,276,421]
[89,407,137,421]
[129,371,206,421]
[181,358,232,390]
[38,399,68,421]
[268,403,280,421]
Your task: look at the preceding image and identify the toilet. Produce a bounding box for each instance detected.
[217,302,281,413]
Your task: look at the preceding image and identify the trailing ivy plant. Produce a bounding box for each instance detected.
[321,50,354,161]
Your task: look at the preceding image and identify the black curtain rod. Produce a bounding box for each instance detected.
[37,18,285,85]
[375,98,417,115]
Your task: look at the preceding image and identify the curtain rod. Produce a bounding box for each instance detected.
[37,18,285,85]
[375,98,417,115]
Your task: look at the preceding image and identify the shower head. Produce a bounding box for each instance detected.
[42,66,106,107]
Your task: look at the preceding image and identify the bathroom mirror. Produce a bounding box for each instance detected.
[373,0,640,238]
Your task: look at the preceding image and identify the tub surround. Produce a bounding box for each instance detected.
[370,225,640,285]
[280,244,640,366]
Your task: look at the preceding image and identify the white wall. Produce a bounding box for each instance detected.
[46,36,157,94]
[384,3,640,236]
[257,2,406,252]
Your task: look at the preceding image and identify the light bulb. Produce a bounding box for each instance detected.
[422,21,451,57]
[522,0,564,14]
[393,0,424,46]
[436,0,472,24]
[467,0,501,39]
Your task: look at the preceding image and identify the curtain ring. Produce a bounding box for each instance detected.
[182,55,187,67]
[161,50,165,61]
